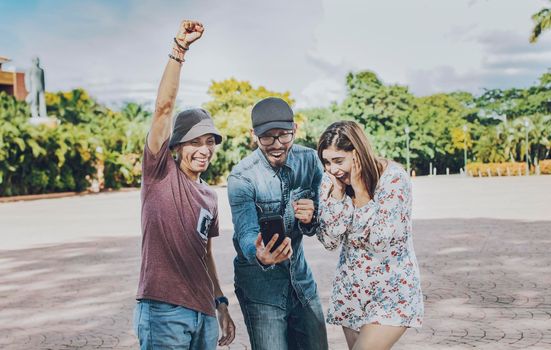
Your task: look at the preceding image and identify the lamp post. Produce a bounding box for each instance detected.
[463,125,468,171]
[404,126,410,175]
[524,118,530,176]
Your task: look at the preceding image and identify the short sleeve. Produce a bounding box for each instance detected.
[142,136,172,183]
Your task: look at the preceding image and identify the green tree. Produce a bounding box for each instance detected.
[338,71,478,174]
[0,90,149,196]
[530,0,551,43]
[46,89,109,125]
[201,78,295,183]
[525,114,551,164]
[472,124,510,163]
[297,104,351,150]
[411,93,473,173]
[339,71,415,163]
[0,92,100,195]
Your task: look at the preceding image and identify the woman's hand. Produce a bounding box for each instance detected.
[350,150,371,207]
[326,172,346,200]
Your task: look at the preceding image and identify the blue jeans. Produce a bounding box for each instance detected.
[236,287,328,350]
[133,299,218,350]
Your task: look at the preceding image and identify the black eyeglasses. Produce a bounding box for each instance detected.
[258,132,294,146]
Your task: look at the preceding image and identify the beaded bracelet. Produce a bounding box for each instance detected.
[169,53,185,63]
[173,37,189,51]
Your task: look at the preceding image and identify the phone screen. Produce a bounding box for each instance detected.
[259,215,285,252]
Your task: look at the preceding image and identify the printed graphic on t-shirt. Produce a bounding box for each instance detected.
[197,207,213,241]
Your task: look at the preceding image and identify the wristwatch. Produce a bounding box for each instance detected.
[215,296,229,308]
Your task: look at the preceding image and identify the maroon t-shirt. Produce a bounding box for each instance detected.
[136,138,219,316]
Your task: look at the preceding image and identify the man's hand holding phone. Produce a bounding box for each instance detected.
[255,233,293,266]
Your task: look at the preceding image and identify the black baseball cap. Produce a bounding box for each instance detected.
[251,97,294,136]
[169,108,222,149]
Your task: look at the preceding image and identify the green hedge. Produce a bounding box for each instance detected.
[0,91,148,196]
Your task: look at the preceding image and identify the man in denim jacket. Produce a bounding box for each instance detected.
[227,97,328,350]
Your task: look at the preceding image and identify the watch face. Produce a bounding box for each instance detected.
[215,296,229,307]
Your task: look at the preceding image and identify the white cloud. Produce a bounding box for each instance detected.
[2,0,550,110]
[298,78,345,109]
[406,66,483,96]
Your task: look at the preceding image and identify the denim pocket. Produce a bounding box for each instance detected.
[256,200,281,216]
[148,299,180,315]
[234,268,289,308]
[133,302,143,338]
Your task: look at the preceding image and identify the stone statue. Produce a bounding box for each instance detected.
[26,57,47,119]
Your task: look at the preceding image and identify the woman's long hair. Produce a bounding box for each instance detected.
[317,121,385,199]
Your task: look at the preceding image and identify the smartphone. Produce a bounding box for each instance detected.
[259,215,286,252]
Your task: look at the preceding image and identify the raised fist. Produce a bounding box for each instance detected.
[175,20,204,49]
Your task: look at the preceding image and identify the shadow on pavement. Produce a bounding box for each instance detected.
[1,218,550,349]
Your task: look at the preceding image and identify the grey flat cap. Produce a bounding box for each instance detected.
[169,108,222,149]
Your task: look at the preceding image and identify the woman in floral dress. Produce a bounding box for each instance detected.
[316,121,423,350]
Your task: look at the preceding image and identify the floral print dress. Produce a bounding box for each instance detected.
[317,162,423,330]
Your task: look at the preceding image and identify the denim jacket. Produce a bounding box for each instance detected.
[227,144,324,309]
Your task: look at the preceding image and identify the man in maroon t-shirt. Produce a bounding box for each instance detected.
[133,20,235,350]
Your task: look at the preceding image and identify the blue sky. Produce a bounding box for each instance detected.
[1,0,550,109]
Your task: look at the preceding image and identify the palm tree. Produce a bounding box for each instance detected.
[530,1,551,43]
[529,114,551,162]
[496,121,518,162]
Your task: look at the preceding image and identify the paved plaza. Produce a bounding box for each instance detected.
[0,175,550,349]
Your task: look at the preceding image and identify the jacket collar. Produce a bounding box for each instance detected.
[254,146,294,177]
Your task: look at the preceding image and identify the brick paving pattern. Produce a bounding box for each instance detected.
[1,176,550,349]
